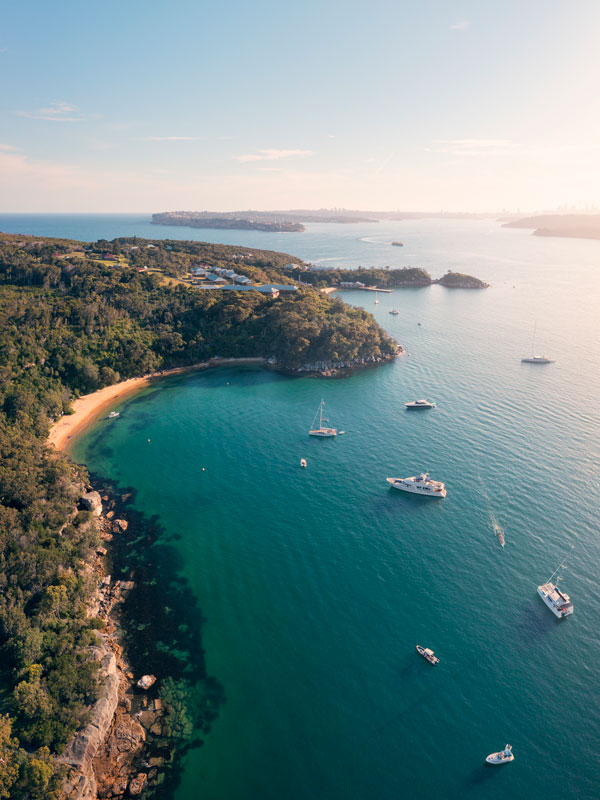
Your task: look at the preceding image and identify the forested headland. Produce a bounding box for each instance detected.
[0,232,398,798]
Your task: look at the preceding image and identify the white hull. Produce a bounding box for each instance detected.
[485,753,514,765]
[309,429,336,437]
[537,583,573,618]
[387,477,446,498]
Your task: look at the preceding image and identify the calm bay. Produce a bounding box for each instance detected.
[6,215,598,798]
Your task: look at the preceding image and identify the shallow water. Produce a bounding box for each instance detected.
[70,218,600,799]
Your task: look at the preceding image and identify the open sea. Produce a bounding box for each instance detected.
[6,214,600,798]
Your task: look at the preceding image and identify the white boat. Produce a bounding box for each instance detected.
[389,308,399,315]
[405,399,436,409]
[416,645,439,665]
[537,555,574,618]
[485,745,514,765]
[386,474,446,498]
[309,399,337,437]
[300,458,307,468]
[521,322,554,363]
[374,292,379,305]
[107,411,120,419]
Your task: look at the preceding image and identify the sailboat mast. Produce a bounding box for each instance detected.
[531,321,537,356]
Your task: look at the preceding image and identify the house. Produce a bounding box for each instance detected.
[261,284,298,292]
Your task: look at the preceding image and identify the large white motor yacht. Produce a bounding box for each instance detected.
[386,474,446,497]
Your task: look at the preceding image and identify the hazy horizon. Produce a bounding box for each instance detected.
[2,0,600,213]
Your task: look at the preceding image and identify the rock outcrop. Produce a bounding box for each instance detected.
[61,643,120,799]
[81,491,103,516]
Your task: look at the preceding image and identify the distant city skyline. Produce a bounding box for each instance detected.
[2,0,600,212]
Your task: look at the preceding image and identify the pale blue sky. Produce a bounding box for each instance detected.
[2,0,600,211]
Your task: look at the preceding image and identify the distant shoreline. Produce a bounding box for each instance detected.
[48,358,266,452]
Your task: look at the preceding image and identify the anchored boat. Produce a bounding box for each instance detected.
[537,554,574,618]
[416,645,439,665]
[387,474,446,498]
[309,399,337,438]
[521,322,555,363]
[404,399,436,409]
[485,744,514,765]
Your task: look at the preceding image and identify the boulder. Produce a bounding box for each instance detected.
[113,519,128,533]
[137,674,157,690]
[81,491,103,516]
[128,773,147,796]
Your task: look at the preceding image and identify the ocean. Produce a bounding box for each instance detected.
[15,214,600,798]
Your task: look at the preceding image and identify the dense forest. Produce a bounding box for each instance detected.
[292,265,488,289]
[0,232,397,798]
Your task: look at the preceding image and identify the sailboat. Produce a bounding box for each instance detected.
[537,551,574,618]
[521,322,555,363]
[374,291,379,305]
[309,399,337,437]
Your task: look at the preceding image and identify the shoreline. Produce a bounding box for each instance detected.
[48,358,266,452]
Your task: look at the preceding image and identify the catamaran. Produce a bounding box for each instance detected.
[537,553,574,618]
[309,400,337,437]
[521,322,555,363]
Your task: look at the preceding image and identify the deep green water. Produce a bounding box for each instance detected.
[71,220,600,799]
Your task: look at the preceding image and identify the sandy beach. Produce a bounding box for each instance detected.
[47,358,266,452]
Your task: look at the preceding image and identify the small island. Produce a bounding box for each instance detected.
[434,271,489,288]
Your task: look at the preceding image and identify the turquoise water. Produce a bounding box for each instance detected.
[71,220,600,799]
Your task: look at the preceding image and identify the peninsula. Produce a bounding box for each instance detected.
[502,213,600,241]
[291,266,489,289]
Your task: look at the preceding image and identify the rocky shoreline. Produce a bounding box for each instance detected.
[61,492,179,800]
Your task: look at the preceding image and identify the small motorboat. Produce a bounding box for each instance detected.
[417,322,422,326]
[389,309,399,315]
[485,744,514,765]
[405,399,436,409]
[300,458,307,468]
[416,645,439,665]
[495,526,505,548]
[107,411,120,419]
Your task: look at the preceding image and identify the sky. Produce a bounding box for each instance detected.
[2,0,600,213]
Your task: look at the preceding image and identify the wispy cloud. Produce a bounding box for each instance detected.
[236,148,313,163]
[148,136,204,141]
[0,143,17,151]
[450,19,470,30]
[17,101,89,122]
